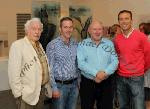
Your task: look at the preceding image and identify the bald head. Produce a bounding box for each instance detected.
[88,19,103,29]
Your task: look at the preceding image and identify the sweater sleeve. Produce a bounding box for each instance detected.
[142,35,150,71]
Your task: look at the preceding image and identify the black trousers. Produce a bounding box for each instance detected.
[80,75,113,109]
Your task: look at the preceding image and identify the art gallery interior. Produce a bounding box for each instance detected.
[0,0,150,109]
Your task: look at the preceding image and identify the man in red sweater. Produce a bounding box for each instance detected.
[114,10,150,109]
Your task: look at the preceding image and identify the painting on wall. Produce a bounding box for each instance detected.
[32,1,60,51]
[69,5,92,42]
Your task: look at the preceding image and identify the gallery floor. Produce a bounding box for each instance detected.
[0,90,81,109]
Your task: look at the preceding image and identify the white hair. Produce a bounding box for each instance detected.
[24,18,43,33]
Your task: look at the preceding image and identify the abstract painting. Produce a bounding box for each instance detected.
[32,1,60,50]
[69,5,92,42]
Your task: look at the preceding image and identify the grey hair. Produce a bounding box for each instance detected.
[24,18,43,33]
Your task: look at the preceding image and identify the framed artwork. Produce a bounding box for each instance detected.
[69,5,92,42]
[32,1,60,50]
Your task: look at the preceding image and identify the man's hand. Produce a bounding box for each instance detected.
[94,77,102,83]
[52,90,61,98]
[95,71,107,82]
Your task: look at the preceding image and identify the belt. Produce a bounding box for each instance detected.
[55,78,77,84]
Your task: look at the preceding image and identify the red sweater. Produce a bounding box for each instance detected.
[114,29,150,77]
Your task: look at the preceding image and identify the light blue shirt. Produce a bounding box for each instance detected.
[77,38,118,80]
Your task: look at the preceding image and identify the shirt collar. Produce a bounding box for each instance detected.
[59,36,73,46]
[89,37,105,45]
[26,36,39,47]
[122,28,134,38]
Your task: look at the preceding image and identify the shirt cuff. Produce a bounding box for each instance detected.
[92,69,99,77]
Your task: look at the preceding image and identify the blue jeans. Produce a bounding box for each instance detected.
[117,75,145,109]
[52,80,79,109]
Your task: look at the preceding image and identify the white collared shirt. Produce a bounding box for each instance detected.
[122,28,134,38]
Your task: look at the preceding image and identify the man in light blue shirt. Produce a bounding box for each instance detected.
[77,19,118,109]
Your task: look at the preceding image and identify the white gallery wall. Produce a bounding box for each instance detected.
[0,0,150,47]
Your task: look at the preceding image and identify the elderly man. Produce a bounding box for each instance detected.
[77,19,118,109]
[8,18,52,109]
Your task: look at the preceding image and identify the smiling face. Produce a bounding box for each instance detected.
[60,20,73,40]
[27,21,43,42]
[118,12,133,35]
[88,21,103,43]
